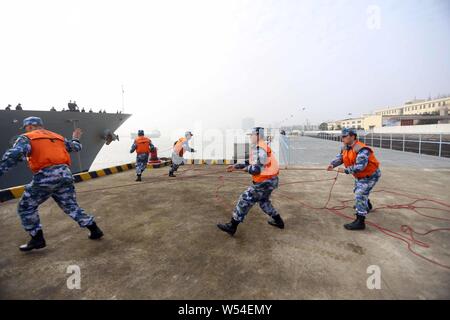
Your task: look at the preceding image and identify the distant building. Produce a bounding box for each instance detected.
[374,97,449,116]
[362,114,383,131]
[325,96,450,131]
[326,120,341,130]
[340,117,364,130]
[374,107,403,116]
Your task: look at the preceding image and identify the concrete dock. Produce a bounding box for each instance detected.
[0,137,449,299]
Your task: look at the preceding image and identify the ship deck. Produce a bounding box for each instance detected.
[0,137,450,299]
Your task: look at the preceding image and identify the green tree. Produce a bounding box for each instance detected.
[319,122,328,130]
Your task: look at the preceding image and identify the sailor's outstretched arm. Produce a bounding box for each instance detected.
[231,149,267,175]
[183,141,194,153]
[246,148,268,175]
[65,139,82,153]
[0,136,31,177]
[65,128,83,153]
[330,153,343,168]
[130,142,137,153]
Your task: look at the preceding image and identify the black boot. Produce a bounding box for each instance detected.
[19,229,46,251]
[87,222,104,240]
[217,218,240,236]
[344,215,366,230]
[268,214,285,229]
[169,172,176,177]
[136,174,142,182]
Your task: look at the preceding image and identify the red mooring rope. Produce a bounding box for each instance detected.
[209,167,450,270]
[77,165,450,270]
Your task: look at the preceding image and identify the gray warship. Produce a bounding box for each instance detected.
[0,109,131,190]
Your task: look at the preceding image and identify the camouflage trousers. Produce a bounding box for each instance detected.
[17,165,94,236]
[136,153,149,175]
[354,169,381,216]
[169,162,183,174]
[233,176,279,222]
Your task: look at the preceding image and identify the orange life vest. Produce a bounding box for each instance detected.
[174,137,187,157]
[250,140,279,183]
[342,140,380,179]
[23,129,71,173]
[135,136,151,154]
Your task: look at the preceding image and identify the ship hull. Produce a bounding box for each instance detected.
[0,110,131,189]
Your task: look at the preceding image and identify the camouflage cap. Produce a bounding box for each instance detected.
[22,116,44,128]
[341,128,356,137]
[251,127,265,138]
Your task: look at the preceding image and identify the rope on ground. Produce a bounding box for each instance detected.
[209,167,450,270]
[75,165,450,270]
[75,165,226,194]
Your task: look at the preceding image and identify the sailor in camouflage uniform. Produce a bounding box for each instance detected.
[328,128,381,230]
[217,127,285,236]
[0,117,104,251]
[169,131,195,177]
[130,130,154,181]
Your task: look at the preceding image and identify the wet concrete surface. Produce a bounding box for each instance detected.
[0,159,449,299]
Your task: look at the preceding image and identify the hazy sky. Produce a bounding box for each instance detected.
[0,0,449,133]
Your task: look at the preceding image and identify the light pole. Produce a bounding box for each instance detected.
[299,107,307,131]
[121,84,125,113]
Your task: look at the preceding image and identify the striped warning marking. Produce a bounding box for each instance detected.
[0,160,171,203]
